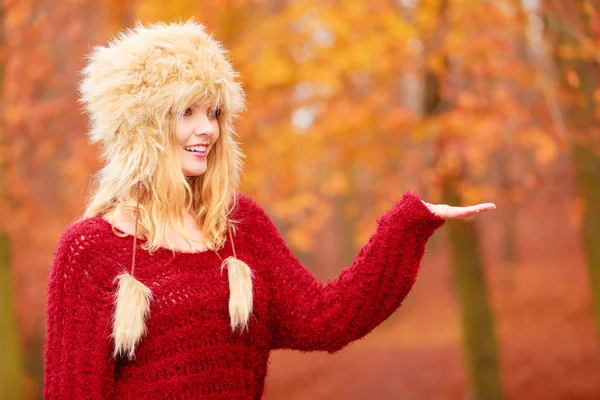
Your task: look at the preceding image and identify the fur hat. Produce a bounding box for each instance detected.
[79,19,245,181]
[78,20,252,360]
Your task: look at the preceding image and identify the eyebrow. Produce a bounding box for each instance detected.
[187,102,220,111]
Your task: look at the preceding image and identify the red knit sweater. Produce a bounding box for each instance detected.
[43,191,444,399]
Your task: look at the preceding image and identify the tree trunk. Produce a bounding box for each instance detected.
[0,236,25,400]
[499,142,517,265]
[545,0,600,344]
[443,181,504,400]
[420,1,504,393]
[0,4,25,399]
[572,142,600,344]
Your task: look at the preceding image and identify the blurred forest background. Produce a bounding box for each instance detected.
[1,0,600,399]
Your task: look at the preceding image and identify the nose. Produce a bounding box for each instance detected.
[192,112,216,136]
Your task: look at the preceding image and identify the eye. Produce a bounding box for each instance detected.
[183,108,193,116]
[208,108,221,119]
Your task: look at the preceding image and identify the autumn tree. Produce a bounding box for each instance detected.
[0,2,26,399]
[542,0,600,344]
[2,0,129,396]
[413,0,506,398]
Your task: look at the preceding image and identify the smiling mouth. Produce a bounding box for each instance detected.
[184,144,208,153]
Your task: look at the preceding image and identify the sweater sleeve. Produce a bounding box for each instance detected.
[43,224,117,399]
[245,191,444,353]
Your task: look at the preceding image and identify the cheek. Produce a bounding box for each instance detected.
[214,121,221,141]
[174,119,189,144]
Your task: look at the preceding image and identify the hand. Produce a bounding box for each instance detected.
[421,200,496,219]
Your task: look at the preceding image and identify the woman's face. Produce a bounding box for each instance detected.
[175,103,221,177]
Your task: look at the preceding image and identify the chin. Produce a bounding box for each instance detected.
[183,167,207,177]
[184,172,207,177]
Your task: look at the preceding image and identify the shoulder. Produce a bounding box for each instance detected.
[55,216,109,257]
[232,192,282,238]
[233,192,271,221]
[50,216,117,283]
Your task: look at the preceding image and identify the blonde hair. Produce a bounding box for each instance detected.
[78,19,246,256]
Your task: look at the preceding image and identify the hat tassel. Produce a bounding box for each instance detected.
[221,225,253,332]
[112,182,152,360]
[112,272,152,360]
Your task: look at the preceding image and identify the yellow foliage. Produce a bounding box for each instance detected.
[135,0,197,22]
[520,129,558,166]
[459,183,493,205]
[250,47,294,90]
[578,38,597,62]
[427,54,446,73]
[287,227,313,252]
[558,44,577,61]
[107,0,574,252]
[321,171,348,197]
[354,217,377,249]
[271,192,320,221]
[583,1,595,16]
[382,13,415,41]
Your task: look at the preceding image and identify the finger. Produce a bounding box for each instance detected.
[447,210,475,219]
[477,202,497,210]
[463,203,495,212]
[448,203,497,218]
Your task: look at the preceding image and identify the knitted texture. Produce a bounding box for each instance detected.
[43,191,444,399]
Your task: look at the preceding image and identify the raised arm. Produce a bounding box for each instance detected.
[43,224,117,399]
[244,191,445,353]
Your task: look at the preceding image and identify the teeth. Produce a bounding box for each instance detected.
[184,145,207,152]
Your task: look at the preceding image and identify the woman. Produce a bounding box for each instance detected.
[43,20,495,399]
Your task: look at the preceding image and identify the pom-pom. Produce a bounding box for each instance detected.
[221,256,253,331]
[112,272,153,360]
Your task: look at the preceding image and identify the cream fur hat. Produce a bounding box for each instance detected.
[79,19,245,181]
[78,20,252,360]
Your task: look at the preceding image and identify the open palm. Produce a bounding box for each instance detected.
[422,201,496,219]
